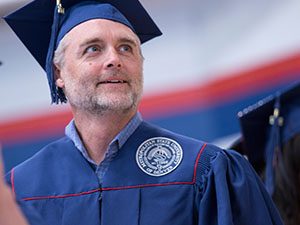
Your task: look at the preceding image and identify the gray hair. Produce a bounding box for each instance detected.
[53,35,69,68]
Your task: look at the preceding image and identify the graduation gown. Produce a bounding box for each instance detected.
[6,121,283,225]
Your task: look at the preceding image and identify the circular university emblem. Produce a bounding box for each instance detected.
[136,137,183,177]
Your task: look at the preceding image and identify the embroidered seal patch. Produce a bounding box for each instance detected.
[136,137,183,176]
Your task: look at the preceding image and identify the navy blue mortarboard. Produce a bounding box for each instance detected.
[4,0,162,103]
[237,82,300,195]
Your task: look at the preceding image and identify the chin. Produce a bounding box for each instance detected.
[96,96,137,111]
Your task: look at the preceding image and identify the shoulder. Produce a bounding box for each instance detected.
[133,123,246,188]
[6,136,72,180]
[13,136,73,171]
[194,142,259,190]
[135,121,208,161]
[131,121,224,182]
[6,136,97,199]
[137,121,204,146]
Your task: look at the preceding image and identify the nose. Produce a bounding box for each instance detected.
[104,48,122,69]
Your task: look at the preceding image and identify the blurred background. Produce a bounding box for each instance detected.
[1,0,300,171]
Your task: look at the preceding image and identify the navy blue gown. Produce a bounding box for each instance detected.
[6,122,283,225]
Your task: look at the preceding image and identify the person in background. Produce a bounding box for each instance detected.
[3,0,283,224]
[232,82,300,225]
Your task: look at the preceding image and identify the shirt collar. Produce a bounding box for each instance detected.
[112,112,143,149]
[65,112,143,164]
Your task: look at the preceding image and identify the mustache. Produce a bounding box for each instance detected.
[95,71,132,85]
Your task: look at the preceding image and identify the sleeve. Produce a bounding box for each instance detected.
[195,147,283,225]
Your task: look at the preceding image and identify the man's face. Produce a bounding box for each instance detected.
[55,19,144,115]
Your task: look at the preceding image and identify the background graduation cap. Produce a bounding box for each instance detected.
[236,81,300,195]
[4,0,162,103]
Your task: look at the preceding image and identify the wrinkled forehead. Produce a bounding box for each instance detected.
[61,18,141,47]
[56,2,136,48]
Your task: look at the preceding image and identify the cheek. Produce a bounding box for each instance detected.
[69,61,99,78]
[126,58,143,73]
[85,61,103,73]
[134,64,144,79]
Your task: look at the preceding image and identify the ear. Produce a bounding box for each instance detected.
[54,64,65,88]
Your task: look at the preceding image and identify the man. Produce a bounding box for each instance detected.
[231,82,300,225]
[4,0,283,224]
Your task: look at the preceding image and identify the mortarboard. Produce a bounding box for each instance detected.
[4,0,162,103]
[237,82,300,195]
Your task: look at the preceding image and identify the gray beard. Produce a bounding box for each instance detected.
[68,91,141,116]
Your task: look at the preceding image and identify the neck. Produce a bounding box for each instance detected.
[73,109,136,164]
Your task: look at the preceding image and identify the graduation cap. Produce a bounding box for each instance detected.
[237,82,300,195]
[4,0,162,103]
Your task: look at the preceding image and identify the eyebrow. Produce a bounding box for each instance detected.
[77,38,103,54]
[118,37,139,47]
[78,36,138,48]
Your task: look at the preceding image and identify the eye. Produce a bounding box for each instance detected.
[119,44,132,53]
[85,45,101,54]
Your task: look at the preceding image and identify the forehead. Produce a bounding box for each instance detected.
[64,18,140,44]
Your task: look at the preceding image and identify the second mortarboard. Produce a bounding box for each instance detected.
[237,81,300,194]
